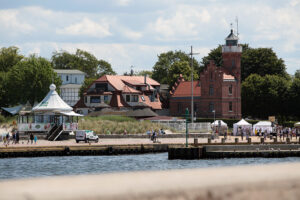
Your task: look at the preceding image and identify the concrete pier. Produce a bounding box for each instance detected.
[169,144,300,159]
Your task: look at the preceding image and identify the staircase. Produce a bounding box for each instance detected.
[47,124,63,141]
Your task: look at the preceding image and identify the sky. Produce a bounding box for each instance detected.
[0,0,299,75]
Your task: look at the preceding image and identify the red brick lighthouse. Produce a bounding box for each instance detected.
[170,30,242,119]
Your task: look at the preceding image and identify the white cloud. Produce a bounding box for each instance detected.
[115,0,132,6]
[0,9,34,35]
[56,18,112,38]
[148,5,211,40]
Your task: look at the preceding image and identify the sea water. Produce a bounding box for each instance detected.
[1,153,300,180]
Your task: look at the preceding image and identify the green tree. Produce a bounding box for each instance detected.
[201,45,287,81]
[97,59,116,77]
[79,77,97,97]
[136,70,153,77]
[0,46,23,72]
[168,61,199,87]
[6,55,61,105]
[242,74,290,118]
[241,47,288,81]
[0,72,8,106]
[152,50,201,84]
[294,70,300,79]
[288,78,300,118]
[51,49,115,78]
[201,45,223,67]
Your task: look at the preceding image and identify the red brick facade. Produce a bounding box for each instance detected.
[170,30,242,119]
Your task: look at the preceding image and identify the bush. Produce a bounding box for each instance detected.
[84,115,135,122]
[79,118,173,134]
[0,115,5,123]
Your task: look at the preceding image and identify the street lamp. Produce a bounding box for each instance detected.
[212,110,216,136]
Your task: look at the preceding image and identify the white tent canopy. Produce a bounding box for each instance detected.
[211,120,227,127]
[233,119,252,135]
[60,111,83,117]
[32,84,73,113]
[253,121,272,134]
[295,122,300,127]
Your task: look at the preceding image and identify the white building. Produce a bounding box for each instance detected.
[54,69,85,106]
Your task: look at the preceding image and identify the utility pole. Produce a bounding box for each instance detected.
[188,46,199,123]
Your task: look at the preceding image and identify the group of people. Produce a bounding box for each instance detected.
[1,131,38,145]
[146,128,165,143]
[237,126,300,141]
[1,130,20,145]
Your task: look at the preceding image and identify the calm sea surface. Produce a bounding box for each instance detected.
[1,153,300,180]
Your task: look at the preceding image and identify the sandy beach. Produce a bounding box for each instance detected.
[1,162,300,200]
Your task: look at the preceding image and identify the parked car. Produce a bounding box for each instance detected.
[75,130,99,143]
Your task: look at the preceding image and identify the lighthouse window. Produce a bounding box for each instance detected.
[229,85,232,95]
[232,59,235,67]
[229,102,233,112]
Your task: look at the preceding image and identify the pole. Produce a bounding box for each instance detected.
[191,46,194,123]
[185,108,189,147]
[187,46,199,123]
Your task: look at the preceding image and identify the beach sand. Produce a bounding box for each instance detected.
[1,162,300,200]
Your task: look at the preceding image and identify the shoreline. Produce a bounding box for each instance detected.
[1,162,300,200]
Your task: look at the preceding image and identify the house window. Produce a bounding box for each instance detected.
[90,96,101,103]
[229,85,232,95]
[66,75,69,81]
[194,103,198,112]
[104,96,108,103]
[229,102,233,112]
[84,96,87,103]
[177,103,182,114]
[75,77,77,84]
[141,96,145,101]
[132,95,138,102]
[209,85,214,96]
[95,83,108,92]
[126,95,130,102]
[209,102,214,112]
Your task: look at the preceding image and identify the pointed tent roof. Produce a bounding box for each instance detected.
[235,119,251,126]
[32,84,73,112]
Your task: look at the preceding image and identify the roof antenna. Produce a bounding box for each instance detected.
[235,16,239,37]
[130,65,134,76]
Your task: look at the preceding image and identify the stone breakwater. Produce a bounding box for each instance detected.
[1,162,300,200]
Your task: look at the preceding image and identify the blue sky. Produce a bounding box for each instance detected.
[0,0,299,75]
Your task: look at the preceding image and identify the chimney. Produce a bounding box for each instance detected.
[144,74,147,84]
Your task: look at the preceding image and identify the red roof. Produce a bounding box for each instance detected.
[122,85,141,94]
[73,98,87,108]
[95,75,160,91]
[109,93,129,108]
[172,81,201,97]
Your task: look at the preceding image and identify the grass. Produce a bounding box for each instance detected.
[79,115,174,134]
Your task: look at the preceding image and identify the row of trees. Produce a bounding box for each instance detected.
[151,45,299,120]
[0,47,116,107]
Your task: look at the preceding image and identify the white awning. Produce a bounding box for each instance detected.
[60,111,83,117]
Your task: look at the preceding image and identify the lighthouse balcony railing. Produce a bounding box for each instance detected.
[222,45,242,53]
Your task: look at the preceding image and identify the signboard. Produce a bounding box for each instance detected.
[268,116,275,122]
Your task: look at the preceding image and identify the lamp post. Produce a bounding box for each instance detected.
[185,108,189,147]
[212,110,215,137]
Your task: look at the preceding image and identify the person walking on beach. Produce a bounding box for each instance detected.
[34,135,37,144]
[30,133,34,144]
[16,131,19,144]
